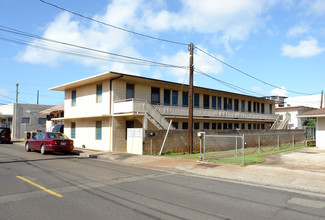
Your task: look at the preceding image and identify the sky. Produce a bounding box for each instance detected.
[0,0,325,106]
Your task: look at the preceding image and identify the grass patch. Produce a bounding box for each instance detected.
[161,143,307,165]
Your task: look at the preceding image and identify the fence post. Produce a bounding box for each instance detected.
[292,133,294,148]
[258,135,260,154]
[235,137,238,157]
[203,133,206,161]
[242,134,245,165]
[277,134,280,151]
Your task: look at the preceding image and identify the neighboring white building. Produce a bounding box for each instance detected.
[50,71,277,152]
[298,108,325,148]
[285,94,324,109]
[275,106,317,129]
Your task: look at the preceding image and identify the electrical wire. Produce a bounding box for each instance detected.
[195,68,266,97]
[40,0,188,46]
[195,46,319,96]
[0,25,188,70]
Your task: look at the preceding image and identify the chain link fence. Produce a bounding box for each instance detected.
[198,132,305,165]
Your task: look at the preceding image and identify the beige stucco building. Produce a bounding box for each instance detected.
[50,71,277,152]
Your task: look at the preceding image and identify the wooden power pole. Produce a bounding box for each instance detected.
[188,42,194,154]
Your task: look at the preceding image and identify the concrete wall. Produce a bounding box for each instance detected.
[316,117,325,148]
[143,129,305,154]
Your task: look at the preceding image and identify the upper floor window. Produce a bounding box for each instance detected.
[72,90,76,106]
[164,89,171,105]
[22,117,30,124]
[126,84,134,99]
[248,101,252,112]
[241,100,245,112]
[261,103,265,114]
[194,122,200,130]
[212,96,216,109]
[151,87,160,105]
[182,122,188,130]
[182,92,188,107]
[223,98,228,110]
[269,104,273,114]
[234,99,239,112]
[39,118,46,125]
[217,97,222,110]
[96,84,102,103]
[194,93,199,108]
[203,122,210,129]
[228,98,233,110]
[172,90,178,106]
[253,102,257,113]
[257,102,260,113]
[203,94,209,109]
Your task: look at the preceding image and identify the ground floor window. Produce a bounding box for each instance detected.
[203,122,210,129]
[212,123,216,130]
[71,122,76,138]
[182,122,188,130]
[172,122,178,129]
[96,121,102,140]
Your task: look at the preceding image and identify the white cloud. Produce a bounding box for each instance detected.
[161,46,223,82]
[17,0,278,72]
[143,0,277,43]
[0,89,10,97]
[286,25,309,38]
[271,86,288,97]
[308,0,325,16]
[281,38,324,58]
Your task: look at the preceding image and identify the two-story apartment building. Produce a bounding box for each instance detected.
[50,71,277,152]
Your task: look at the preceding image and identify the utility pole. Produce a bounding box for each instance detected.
[13,83,19,139]
[188,42,194,154]
[37,90,39,104]
[321,90,324,109]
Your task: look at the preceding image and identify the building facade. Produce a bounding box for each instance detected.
[0,103,53,139]
[275,106,317,129]
[51,72,277,152]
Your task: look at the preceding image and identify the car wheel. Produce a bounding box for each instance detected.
[40,145,46,155]
[25,143,31,152]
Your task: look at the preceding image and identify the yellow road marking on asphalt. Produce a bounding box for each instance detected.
[16,176,63,198]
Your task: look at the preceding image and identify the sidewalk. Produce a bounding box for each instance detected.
[75,146,325,196]
[13,141,325,196]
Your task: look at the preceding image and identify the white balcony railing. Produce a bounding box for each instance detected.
[114,99,277,121]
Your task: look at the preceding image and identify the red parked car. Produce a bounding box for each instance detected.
[25,132,74,155]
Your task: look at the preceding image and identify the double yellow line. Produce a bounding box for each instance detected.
[16,176,63,198]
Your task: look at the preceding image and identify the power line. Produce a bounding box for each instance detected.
[40,0,188,46]
[195,46,318,96]
[0,25,188,70]
[195,68,266,97]
[0,34,186,69]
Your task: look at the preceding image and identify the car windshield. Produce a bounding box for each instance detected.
[48,132,68,139]
[0,128,8,134]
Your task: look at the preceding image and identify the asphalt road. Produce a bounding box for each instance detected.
[1,143,325,220]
